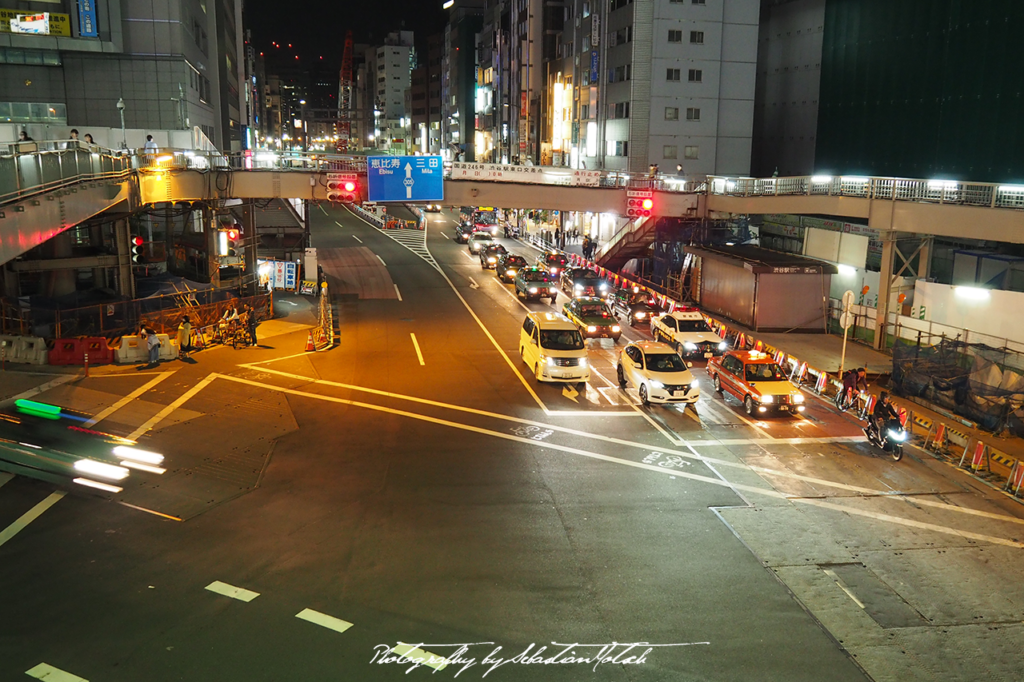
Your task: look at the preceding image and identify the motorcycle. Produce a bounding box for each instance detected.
[864,416,906,461]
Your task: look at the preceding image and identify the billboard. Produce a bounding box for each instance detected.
[0,9,71,36]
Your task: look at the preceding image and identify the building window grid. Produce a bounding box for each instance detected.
[688,68,703,82]
[665,107,679,120]
[666,68,681,82]
[686,107,700,121]
[690,31,704,44]
[668,30,682,43]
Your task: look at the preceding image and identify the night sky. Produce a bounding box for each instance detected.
[246,0,449,72]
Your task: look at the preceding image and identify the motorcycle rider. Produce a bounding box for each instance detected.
[870,391,900,441]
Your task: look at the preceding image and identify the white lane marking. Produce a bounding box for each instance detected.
[319,204,328,215]
[392,643,448,671]
[334,220,343,227]
[823,569,866,609]
[296,608,354,634]
[440,232,449,239]
[590,365,680,445]
[127,374,217,441]
[84,372,176,427]
[0,492,65,549]
[468,276,479,289]
[0,472,13,489]
[218,372,1024,536]
[394,284,403,301]
[463,251,475,261]
[0,375,77,409]
[25,662,88,682]
[205,580,259,602]
[410,333,425,366]
[377,254,387,266]
[352,235,363,243]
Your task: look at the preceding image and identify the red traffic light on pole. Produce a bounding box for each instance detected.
[626,195,654,219]
[130,236,145,263]
[327,176,359,203]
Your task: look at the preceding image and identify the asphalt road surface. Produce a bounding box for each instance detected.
[2,204,1023,682]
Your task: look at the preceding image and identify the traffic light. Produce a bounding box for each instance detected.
[327,177,358,203]
[626,196,654,219]
[130,236,144,264]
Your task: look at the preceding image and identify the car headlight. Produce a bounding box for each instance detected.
[506,269,516,275]
[600,284,608,291]
[549,287,557,293]
[578,358,587,367]
[888,429,907,442]
[760,395,774,404]
[488,257,497,263]
[529,287,538,293]
[74,459,130,481]
[587,325,597,332]
[611,325,620,332]
[718,341,728,350]
[691,379,699,388]
[649,380,664,389]
[683,342,697,350]
[575,285,583,291]
[792,393,804,403]
[546,356,556,366]
[550,267,558,274]
[634,311,646,318]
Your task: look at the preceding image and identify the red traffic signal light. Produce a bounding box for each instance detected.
[327,177,359,203]
[626,196,654,219]
[130,236,145,263]
[227,229,238,240]
[131,236,143,247]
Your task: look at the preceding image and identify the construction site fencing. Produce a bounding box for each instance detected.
[891,337,1024,437]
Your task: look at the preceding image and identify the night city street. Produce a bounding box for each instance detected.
[3,206,1023,681]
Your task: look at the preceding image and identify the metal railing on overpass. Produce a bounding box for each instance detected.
[1,140,131,205]
[708,175,1024,211]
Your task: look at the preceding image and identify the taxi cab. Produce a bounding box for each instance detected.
[519,312,590,384]
[706,350,805,416]
[537,250,569,277]
[495,254,527,283]
[514,266,558,302]
[651,308,727,358]
[562,297,621,341]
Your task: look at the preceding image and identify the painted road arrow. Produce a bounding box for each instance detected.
[468,277,479,289]
[562,384,579,402]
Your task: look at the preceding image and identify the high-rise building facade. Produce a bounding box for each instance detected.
[548,0,759,174]
[361,31,414,154]
[0,0,245,149]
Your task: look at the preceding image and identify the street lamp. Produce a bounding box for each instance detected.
[116,97,126,150]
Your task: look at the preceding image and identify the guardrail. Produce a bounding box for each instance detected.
[707,175,1024,211]
[1,142,131,205]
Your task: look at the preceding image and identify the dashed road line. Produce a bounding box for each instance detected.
[25,662,88,682]
[394,284,403,301]
[392,643,448,671]
[84,371,176,427]
[296,608,354,634]
[376,254,387,266]
[410,333,425,366]
[352,235,363,243]
[440,232,449,239]
[0,492,65,549]
[205,580,260,602]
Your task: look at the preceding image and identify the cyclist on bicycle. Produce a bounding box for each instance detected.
[842,367,868,397]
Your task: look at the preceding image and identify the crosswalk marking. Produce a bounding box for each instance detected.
[204,580,260,602]
[0,492,65,549]
[25,663,88,682]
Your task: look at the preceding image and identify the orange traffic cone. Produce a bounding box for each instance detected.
[305,331,315,352]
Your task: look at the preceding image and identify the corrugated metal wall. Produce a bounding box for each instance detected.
[816,0,1024,182]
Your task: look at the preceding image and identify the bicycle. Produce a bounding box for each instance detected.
[834,386,856,412]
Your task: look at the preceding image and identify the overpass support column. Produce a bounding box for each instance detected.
[917,237,933,280]
[874,234,896,351]
[114,218,136,299]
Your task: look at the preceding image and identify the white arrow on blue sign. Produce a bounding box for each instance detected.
[366,155,445,203]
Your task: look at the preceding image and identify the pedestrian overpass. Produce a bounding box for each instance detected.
[4,148,1024,271]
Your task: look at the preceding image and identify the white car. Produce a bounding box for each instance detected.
[617,341,701,406]
[468,231,495,253]
[651,309,728,359]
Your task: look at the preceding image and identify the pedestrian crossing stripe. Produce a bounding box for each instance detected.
[377,227,442,273]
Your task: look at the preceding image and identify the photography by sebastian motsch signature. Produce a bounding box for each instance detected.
[370,640,710,676]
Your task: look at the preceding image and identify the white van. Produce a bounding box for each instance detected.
[519,312,591,384]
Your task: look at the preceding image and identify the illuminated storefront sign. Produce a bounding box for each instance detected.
[0,9,71,36]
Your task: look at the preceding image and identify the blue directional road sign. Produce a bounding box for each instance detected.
[366,155,444,203]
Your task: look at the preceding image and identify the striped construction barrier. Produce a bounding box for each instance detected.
[926,423,948,452]
[814,371,828,394]
[1007,462,1024,496]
